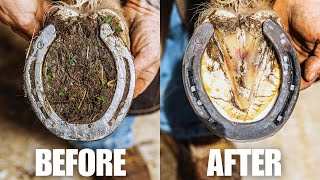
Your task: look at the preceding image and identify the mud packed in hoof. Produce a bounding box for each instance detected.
[43,13,123,124]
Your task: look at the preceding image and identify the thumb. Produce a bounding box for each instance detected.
[43,0,52,14]
[303,55,320,82]
[36,0,52,24]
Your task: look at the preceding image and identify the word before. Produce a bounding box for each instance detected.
[36,149,126,177]
[207,149,281,177]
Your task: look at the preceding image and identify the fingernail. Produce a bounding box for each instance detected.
[309,72,316,81]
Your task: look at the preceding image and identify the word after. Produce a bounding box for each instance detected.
[207,149,281,177]
[36,149,126,177]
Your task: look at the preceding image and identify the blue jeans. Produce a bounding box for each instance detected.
[160,3,211,139]
[71,3,211,150]
[70,116,135,150]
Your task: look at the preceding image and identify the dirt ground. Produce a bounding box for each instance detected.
[134,112,160,180]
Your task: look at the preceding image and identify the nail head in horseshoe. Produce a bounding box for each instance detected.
[24,24,135,141]
[182,19,300,142]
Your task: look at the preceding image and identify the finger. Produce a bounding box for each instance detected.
[133,62,159,98]
[0,11,29,39]
[43,0,53,13]
[130,23,160,56]
[134,78,150,98]
[303,55,320,81]
[125,1,155,17]
[291,37,310,63]
[315,42,320,58]
[0,10,15,27]
[300,77,317,90]
[11,27,29,40]
[13,14,42,38]
[38,0,52,23]
[134,50,160,78]
[135,62,159,92]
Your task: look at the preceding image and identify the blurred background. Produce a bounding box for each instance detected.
[0,24,160,180]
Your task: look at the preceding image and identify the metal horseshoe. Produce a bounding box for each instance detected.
[182,19,300,142]
[24,19,135,141]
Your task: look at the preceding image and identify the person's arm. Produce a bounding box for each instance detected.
[273,0,320,90]
[0,0,51,39]
[124,0,160,97]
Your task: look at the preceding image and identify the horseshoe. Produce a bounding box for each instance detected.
[24,9,135,141]
[182,19,300,142]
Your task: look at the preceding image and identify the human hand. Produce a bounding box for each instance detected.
[124,0,160,98]
[273,0,320,90]
[0,0,51,39]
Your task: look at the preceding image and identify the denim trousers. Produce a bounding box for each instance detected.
[160,3,211,139]
[70,116,135,150]
[71,2,211,150]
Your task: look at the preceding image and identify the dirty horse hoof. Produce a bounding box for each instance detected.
[25,7,135,141]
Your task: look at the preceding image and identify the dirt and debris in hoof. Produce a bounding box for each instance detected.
[43,13,123,124]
